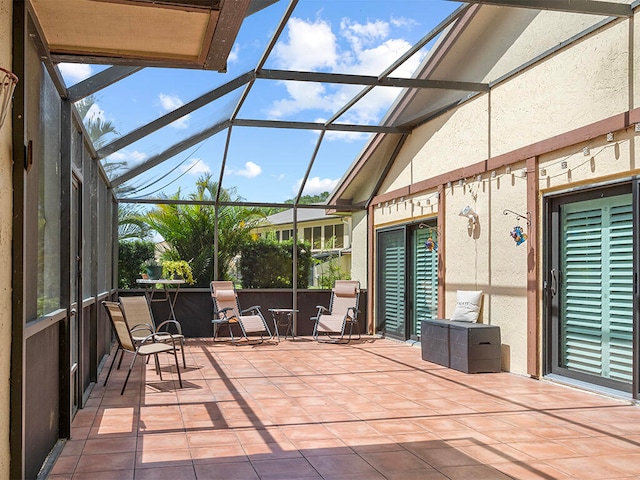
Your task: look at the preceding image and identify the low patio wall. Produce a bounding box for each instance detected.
[119,288,368,338]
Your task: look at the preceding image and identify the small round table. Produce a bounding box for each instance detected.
[268,308,298,341]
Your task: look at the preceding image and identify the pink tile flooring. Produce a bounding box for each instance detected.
[47,337,640,479]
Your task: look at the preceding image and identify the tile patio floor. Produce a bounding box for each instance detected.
[48,336,640,479]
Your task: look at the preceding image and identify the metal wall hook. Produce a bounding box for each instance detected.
[503,209,531,226]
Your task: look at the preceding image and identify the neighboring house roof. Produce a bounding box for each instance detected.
[264,208,342,226]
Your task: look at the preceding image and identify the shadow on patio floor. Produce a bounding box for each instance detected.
[48,337,640,479]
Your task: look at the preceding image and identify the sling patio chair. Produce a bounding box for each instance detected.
[119,295,187,368]
[210,280,272,344]
[102,301,183,395]
[311,280,361,344]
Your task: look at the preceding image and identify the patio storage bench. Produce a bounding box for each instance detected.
[421,319,501,373]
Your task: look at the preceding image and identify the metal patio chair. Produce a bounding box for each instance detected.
[311,280,361,344]
[210,281,272,344]
[102,301,183,395]
[119,295,187,367]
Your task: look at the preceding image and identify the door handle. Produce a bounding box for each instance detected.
[549,269,557,297]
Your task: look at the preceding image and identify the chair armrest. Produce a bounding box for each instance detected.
[130,322,154,332]
[138,332,178,347]
[343,307,360,322]
[156,319,183,335]
[213,307,233,318]
[242,305,263,315]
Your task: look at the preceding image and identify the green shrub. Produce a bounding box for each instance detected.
[162,260,195,284]
[118,240,155,288]
[239,238,311,288]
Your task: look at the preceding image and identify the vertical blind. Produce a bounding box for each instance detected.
[377,225,439,340]
[377,229,406,337]
[560,194,633,384]
[411,227,438,338]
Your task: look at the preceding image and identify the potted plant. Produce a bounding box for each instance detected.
[162,260,195,285]
[141,259,163,280]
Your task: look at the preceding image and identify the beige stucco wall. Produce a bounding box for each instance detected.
[0,0,12,476]
[491,20,629,156]
[439,162,529,374]
[480,8,612,84]
[350,210,368,287]
[370,11,638,377]
[383,97,490,193]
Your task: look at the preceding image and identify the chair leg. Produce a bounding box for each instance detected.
[104,347,120,386]
[154,354,163,380]
[121,352,139,395]
[228,323,236,343]
[173,349,183,388]
[117,349,125,369]
[213,321,220,341]
[180,338,186,368]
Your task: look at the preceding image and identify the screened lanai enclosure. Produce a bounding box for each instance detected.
[10,0,640,478]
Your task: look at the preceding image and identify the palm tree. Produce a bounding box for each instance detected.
[143,174,265,286]
[76,95,150,242]
[118,203,152,240]
[75,94,118,149]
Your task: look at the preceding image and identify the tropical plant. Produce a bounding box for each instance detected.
[239,238,312,288]
[118,239,155,288]
[142,174,265,286]
[161,260,195,284]
[316,254,350,289]
[118,203,152,240]
[75,94,118,149]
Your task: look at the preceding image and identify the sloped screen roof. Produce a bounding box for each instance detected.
[28,0,635,210]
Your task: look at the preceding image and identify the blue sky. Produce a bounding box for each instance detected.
[59,1,461,204]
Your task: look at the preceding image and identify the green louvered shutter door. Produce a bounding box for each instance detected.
[560,194,633,384]
[411,227,438,338]
[606,201,634,383]
[377,229,406,338]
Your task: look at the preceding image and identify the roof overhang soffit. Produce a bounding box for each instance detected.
[27,0,272,72]
[458,0,633,17]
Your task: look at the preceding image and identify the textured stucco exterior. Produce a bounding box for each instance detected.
[491,20,630,157]
[0,0,12,477]
[350,210,368,286]
[366,7,640,377]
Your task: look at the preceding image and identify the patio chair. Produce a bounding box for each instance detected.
[312,280,361,344]
[102,301,183,395]
[210,281,272,344]
[119,295,187,368]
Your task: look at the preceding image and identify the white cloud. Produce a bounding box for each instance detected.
[340,19,389,52]
[108,149,148,163]
[295,176,339,196]
[231,161,262,178]
[158,93,189,129]
[58,63,93,84]
[103,149,148,176]
[181,158,210,175]
[228,43,240,64]
[268,16,425,126]
[273,17,338,71]
[391,16,418,29]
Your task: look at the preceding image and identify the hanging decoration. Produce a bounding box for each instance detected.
[503,209,530,246]
[510,225,527,246]
[424,236,438,252]
[419,223,439,253]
